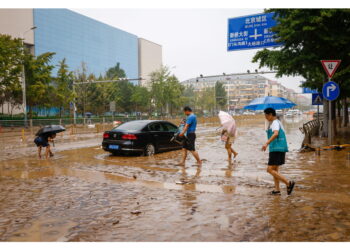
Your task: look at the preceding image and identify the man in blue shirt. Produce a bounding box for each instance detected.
[179,106,202,166]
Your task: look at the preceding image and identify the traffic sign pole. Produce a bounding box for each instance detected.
[328,77,332,145]
[321,60,341,145]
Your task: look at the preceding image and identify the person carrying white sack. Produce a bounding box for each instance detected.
[218,111,238,164]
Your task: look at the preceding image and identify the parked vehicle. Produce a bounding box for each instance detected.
[290,109,302,115]
[102,120,182,156]
[276,109,283,115]
[285,110,294,117]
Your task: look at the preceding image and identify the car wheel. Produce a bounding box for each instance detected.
[144,143,155,156]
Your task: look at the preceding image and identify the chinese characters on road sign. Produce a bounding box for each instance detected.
[321,60,341,78]
[227,12,280,51]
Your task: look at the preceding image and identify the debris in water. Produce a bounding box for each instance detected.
[176,180,189,185]
[131,210,141,215]
[112,220,120,225]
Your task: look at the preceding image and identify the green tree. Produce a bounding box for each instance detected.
[149,66,184,116]
[106,62,126,79]
[24,52,56,118]
[114,80,134,112]
[74,62,96,116]
[54,58,74,117]
[215,81,227,110]
[252,9,350,135]
[105,63,134,113]
[0,34,24,115]
[198,87,215,114]
[183,85,196,108]
[131,85,151,113]
[74,62,137,116]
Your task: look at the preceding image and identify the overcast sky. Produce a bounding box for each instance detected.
[73,8,304,93]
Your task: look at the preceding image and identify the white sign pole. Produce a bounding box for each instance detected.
[328,76,332,145]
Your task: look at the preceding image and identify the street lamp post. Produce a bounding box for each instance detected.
[21,26,36,127]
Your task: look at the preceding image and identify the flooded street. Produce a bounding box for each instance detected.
[1,116,350,241]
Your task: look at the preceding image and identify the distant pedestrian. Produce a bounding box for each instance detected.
[178,106,202,166]
[262,108,295,195]
[34,133,56,159]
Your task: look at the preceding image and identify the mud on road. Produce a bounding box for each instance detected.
[1,116,350,241]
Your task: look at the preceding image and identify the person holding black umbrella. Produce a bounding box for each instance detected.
[34,133,56,159]
[33,125,65,159]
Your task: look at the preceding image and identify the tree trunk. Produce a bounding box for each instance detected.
[29,106,32,119]
[331,100,337,136]
[10,103,13,117]
[343,98,349,127]
[346,99,349,127]
[337,100,342,129]
[322,99,329,137]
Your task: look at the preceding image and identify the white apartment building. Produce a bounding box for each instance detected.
[181,74,295,110]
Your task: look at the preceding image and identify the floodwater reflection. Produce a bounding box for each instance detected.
[1,115,350,241]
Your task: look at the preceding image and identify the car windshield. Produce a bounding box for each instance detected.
[112,121,148,131]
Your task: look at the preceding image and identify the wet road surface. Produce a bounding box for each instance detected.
[1,116,350,241]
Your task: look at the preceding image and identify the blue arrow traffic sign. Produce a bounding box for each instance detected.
[312,93,323,105]
[322,81,340,101]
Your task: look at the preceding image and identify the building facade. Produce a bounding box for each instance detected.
[34,9,140,79]
[181,74,296,111]
[0,8,162,115]
[138,38,162,87]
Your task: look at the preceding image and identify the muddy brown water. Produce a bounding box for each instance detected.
[1,115,350,241]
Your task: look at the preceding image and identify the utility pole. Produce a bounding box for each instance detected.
[73,84,77,125]
[21,26,36,127]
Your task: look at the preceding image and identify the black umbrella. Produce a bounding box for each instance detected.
[36,125,66,136]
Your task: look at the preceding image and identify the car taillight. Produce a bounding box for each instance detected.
[103,133,109,139]
[122,134,137,140]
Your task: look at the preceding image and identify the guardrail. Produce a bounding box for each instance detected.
[0,114,264,142]
[299,119,323,147]
[0,117,145,128]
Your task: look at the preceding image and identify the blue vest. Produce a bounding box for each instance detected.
[266,120,288,152]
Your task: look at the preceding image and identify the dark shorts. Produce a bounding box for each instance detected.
[34,137,49,147]
[183,132,196,151]
[268,152,286,166]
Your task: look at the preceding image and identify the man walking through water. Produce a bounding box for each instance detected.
[178,106,202,166]
[262,108,295,195]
